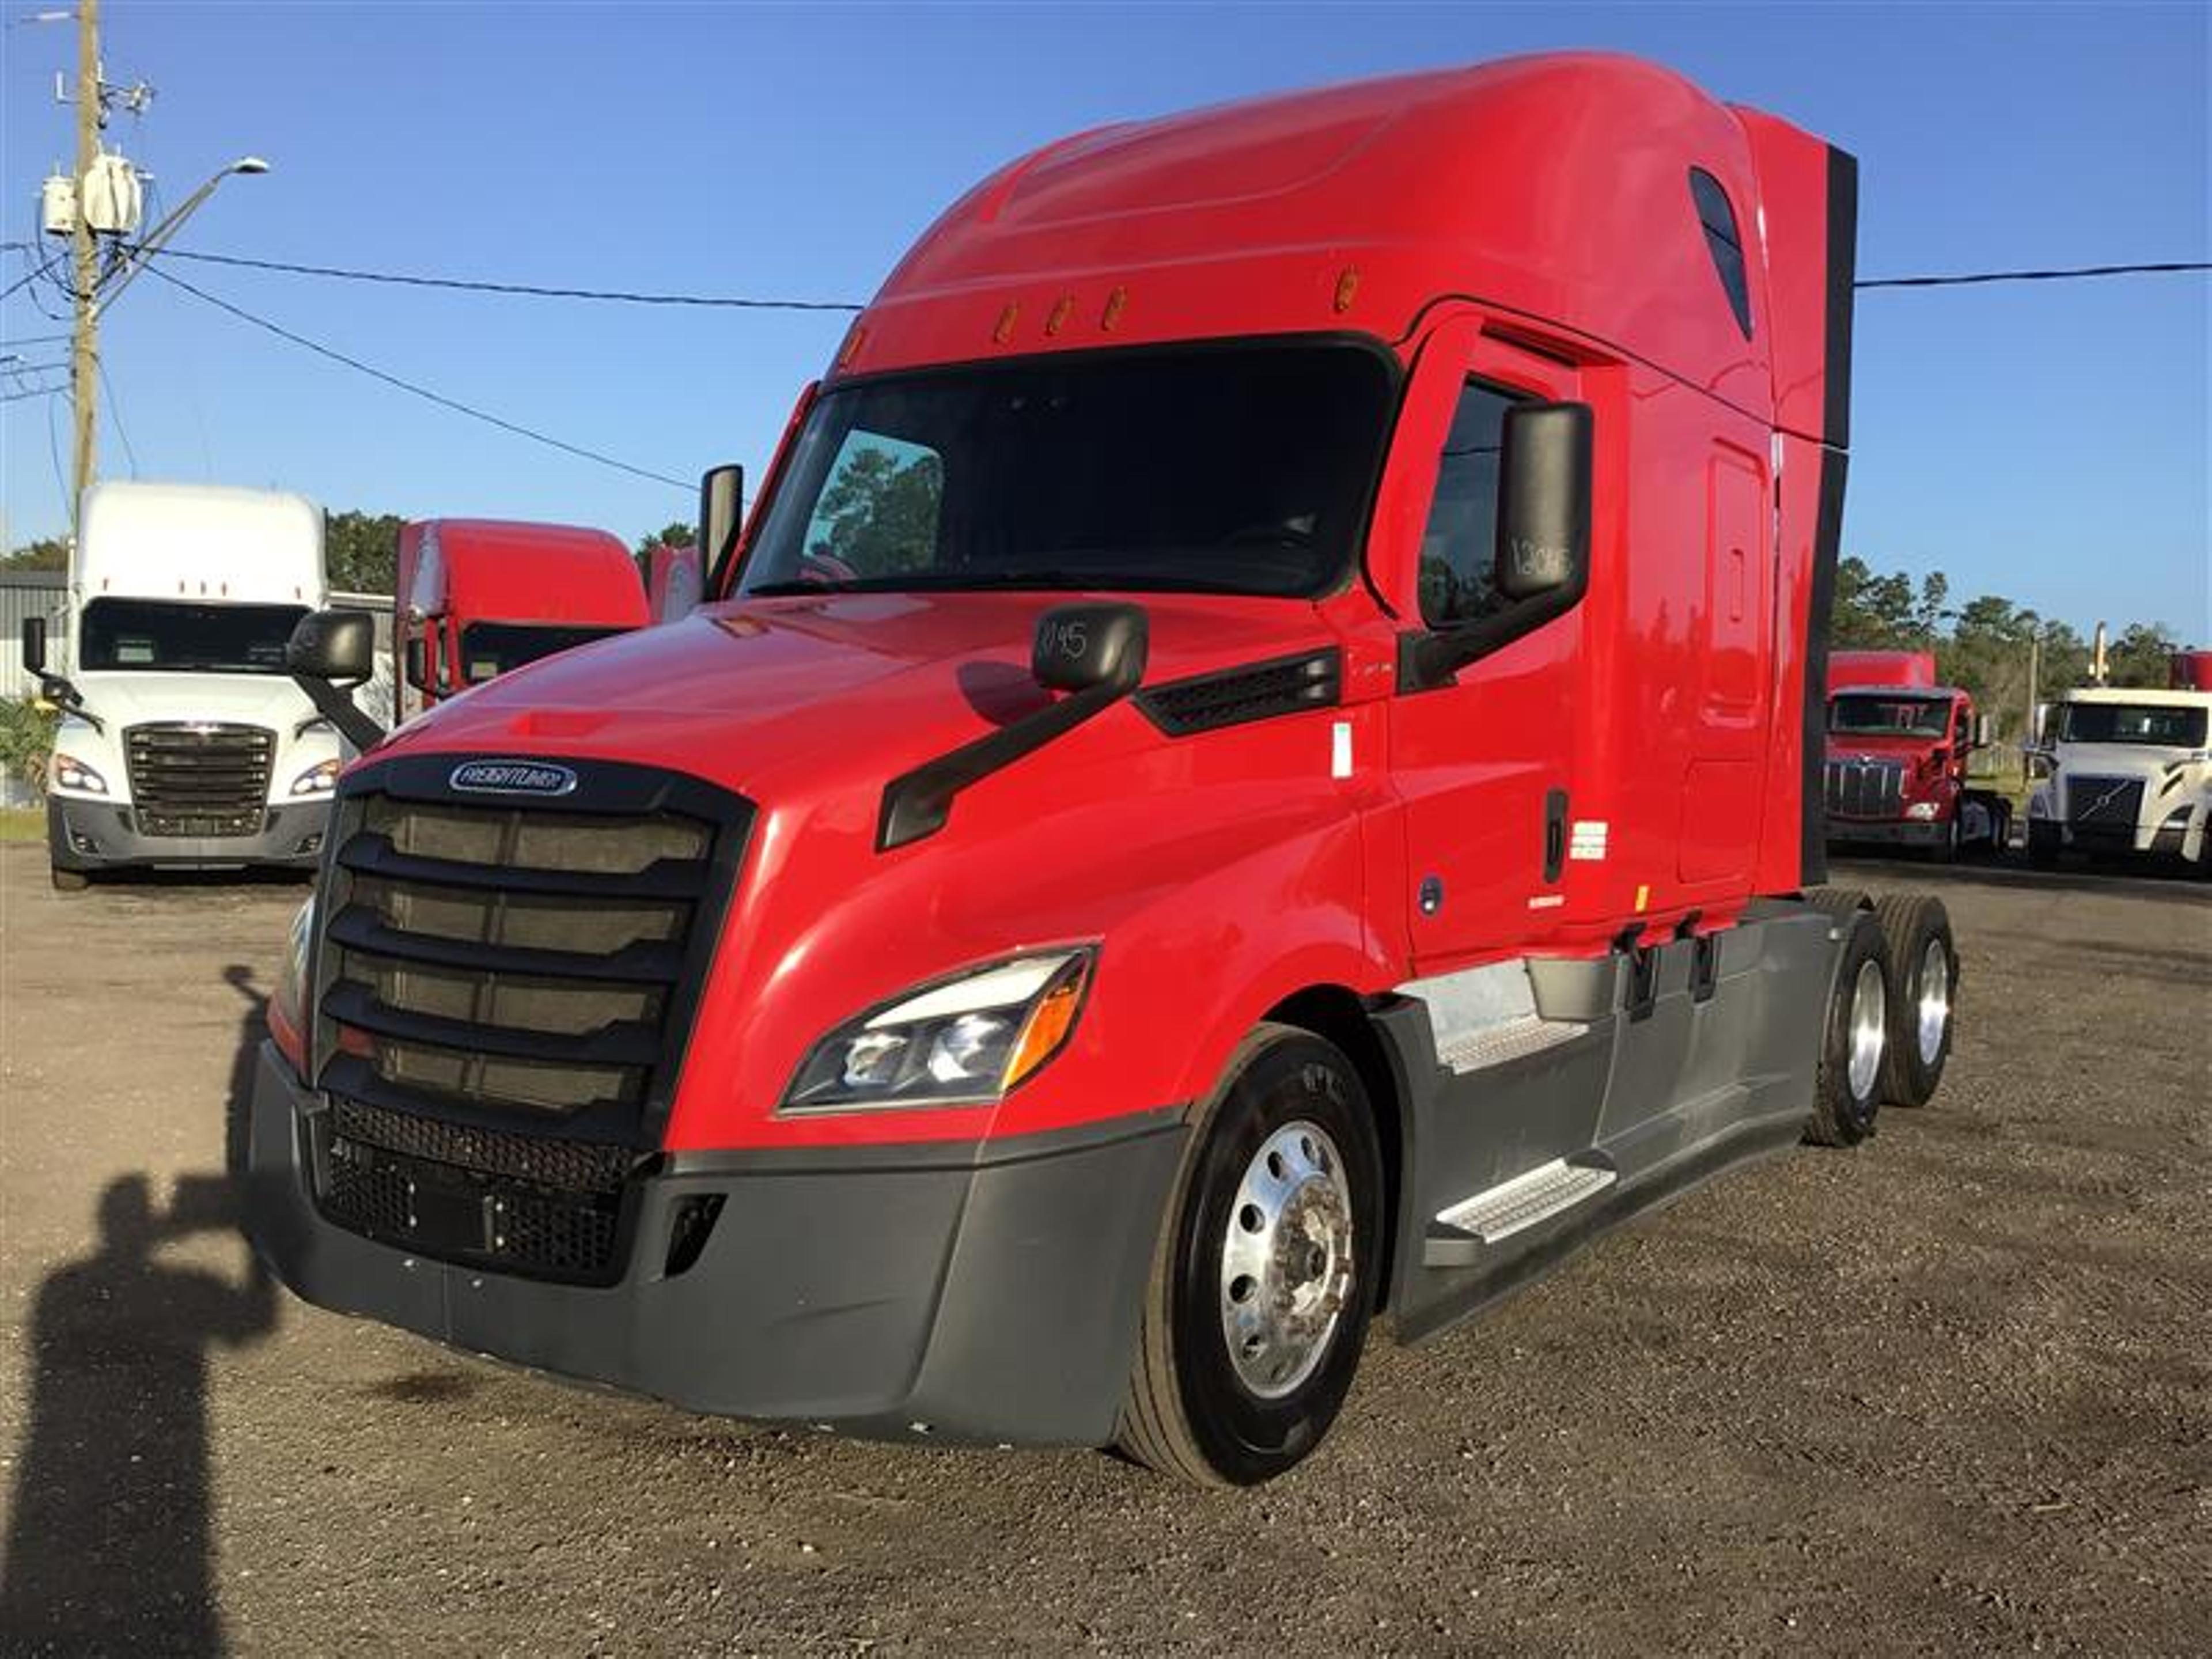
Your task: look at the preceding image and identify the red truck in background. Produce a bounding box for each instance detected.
[257,55,1960,1486]
[2172,649,2212,692]
[1824,649,2009,860]
[394,520,649,722]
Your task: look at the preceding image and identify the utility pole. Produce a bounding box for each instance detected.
[68,0,101,539]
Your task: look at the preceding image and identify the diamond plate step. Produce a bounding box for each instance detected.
[1425,1158,1618,1267]
[1434,1013,1588,1075]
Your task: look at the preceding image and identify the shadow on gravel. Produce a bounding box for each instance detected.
[0,969,276,1652]
[1831,854,2212,900]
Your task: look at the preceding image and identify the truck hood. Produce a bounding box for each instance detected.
[374,592,1334,799]
[68,669,319,733]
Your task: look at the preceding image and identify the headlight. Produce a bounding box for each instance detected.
[271,893,315,1056]
[290,758,342,797]
[1904,801,1940,821]
[51,753,108,794]
[781,949,1094,1115]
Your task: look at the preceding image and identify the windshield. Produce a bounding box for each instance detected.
[739,343,1398,600]
[457,621,630,683]
[2055,702,2208,747]
[78,599,309,674]
[1829,695,1952,738]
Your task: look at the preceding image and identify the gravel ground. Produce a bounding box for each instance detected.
[1,845,2207,1656]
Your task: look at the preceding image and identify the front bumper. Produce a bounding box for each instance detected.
[1824,815,1950,850]
[243,1041,1187,1446]
[50,796,331,870]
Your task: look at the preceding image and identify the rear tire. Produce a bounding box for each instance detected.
[2027,820,2061,870]
[1870,894,1956,1107]
[1116,1024,1383,1487]
[1804,910,1889,1148]
[48,863,89,892]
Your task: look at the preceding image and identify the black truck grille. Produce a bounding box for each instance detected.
[306,761,749,1283]
[1824,757,1904,819]
[2065,775,2145,829]
[125,722,274,837]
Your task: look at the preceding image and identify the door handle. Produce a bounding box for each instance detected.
[1543,788,1569,883]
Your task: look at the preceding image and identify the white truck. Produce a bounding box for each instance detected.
[2027,686,2212,874]
[21,481,346,889]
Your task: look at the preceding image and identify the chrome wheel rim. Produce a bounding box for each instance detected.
[1847,957,1887,1102]
[1916,938,1951,1066]
[1219,1120,1354,1400]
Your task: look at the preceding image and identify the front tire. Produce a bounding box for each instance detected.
[1871,894,1956,1107]
[2027,820,2061,870]
[48,863,89,892]
[1804,911,1891,1148]
[1116,1024,1383,1487]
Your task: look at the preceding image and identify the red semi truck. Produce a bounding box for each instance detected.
[252,55,1959,1485]
[1824,648,2009,859]
[394,520,650,722]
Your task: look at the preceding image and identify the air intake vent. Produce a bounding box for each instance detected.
[1136,649,1342,737]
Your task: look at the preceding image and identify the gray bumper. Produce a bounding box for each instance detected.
[1824,815,1949,850]
[243,1042,1187,1446]
[51,796,330,870]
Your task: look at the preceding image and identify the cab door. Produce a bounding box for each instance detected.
[1382,315,1590,972]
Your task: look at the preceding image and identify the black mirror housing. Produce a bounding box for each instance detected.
[1494,401,1593,603]
[403,633,430,692]
[21,616,47,676]
[1032,603,1149,695]
[286,608,377,684]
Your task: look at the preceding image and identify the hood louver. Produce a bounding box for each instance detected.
[1135,649,1342,737]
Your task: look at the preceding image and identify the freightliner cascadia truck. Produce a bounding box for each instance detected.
[248,55,1961,1485]
[20,481,344,889]
[393,520,652,723]
[1823,649,2009,860]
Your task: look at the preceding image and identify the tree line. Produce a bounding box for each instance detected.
[1832,557,2184,742]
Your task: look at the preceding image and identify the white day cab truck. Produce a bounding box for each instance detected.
[22,481,348,890]
[2027,686,2212,874]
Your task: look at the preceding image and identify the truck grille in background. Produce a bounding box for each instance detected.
[2065,776,2144,835]
[1824,757,1904,819]
[308,772,748,1283]
[125,722,274,838]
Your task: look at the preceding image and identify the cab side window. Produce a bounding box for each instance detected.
[1417,380,1521,627]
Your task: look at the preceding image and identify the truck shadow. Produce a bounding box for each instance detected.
[0,969,278,1652]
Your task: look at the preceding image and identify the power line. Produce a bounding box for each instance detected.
[9,237,2207,310]
[97,357,141,476]
[120,241,866,312]
[1856,259,2210,290]
[141,262,690,491]
[1,247,69,304]
[2,383,67,404]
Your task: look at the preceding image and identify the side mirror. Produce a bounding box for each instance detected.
[287,608,377,683]
[1974,714,1994,747]
[1494,402,1593,602]
[286,609,386,753]
[699,463,745,597]
[1032,603,1149,695]
[403,634,430,693]
[21,616,46,676]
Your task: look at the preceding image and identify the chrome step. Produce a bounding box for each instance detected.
[1434,1013,1588,1075]
[1425,1158,1618,1266]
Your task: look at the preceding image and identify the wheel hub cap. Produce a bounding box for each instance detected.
[1916,938,1950,1066]
[1847,956,1887,1101]
[1219,1120,1354,1399]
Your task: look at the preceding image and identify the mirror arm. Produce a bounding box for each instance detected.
[877,677,1131,851]
[291,674,385,753]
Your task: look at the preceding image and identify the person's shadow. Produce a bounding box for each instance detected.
[0,969,278,1652]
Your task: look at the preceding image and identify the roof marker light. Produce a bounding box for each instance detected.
[993,302,1020,344]
[1101,286,1127,332]
[1045,295,1075,337]
[1334,267,1361,314]
[836,323,867,369]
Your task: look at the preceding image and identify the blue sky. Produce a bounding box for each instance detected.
[2,2,2205,637]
